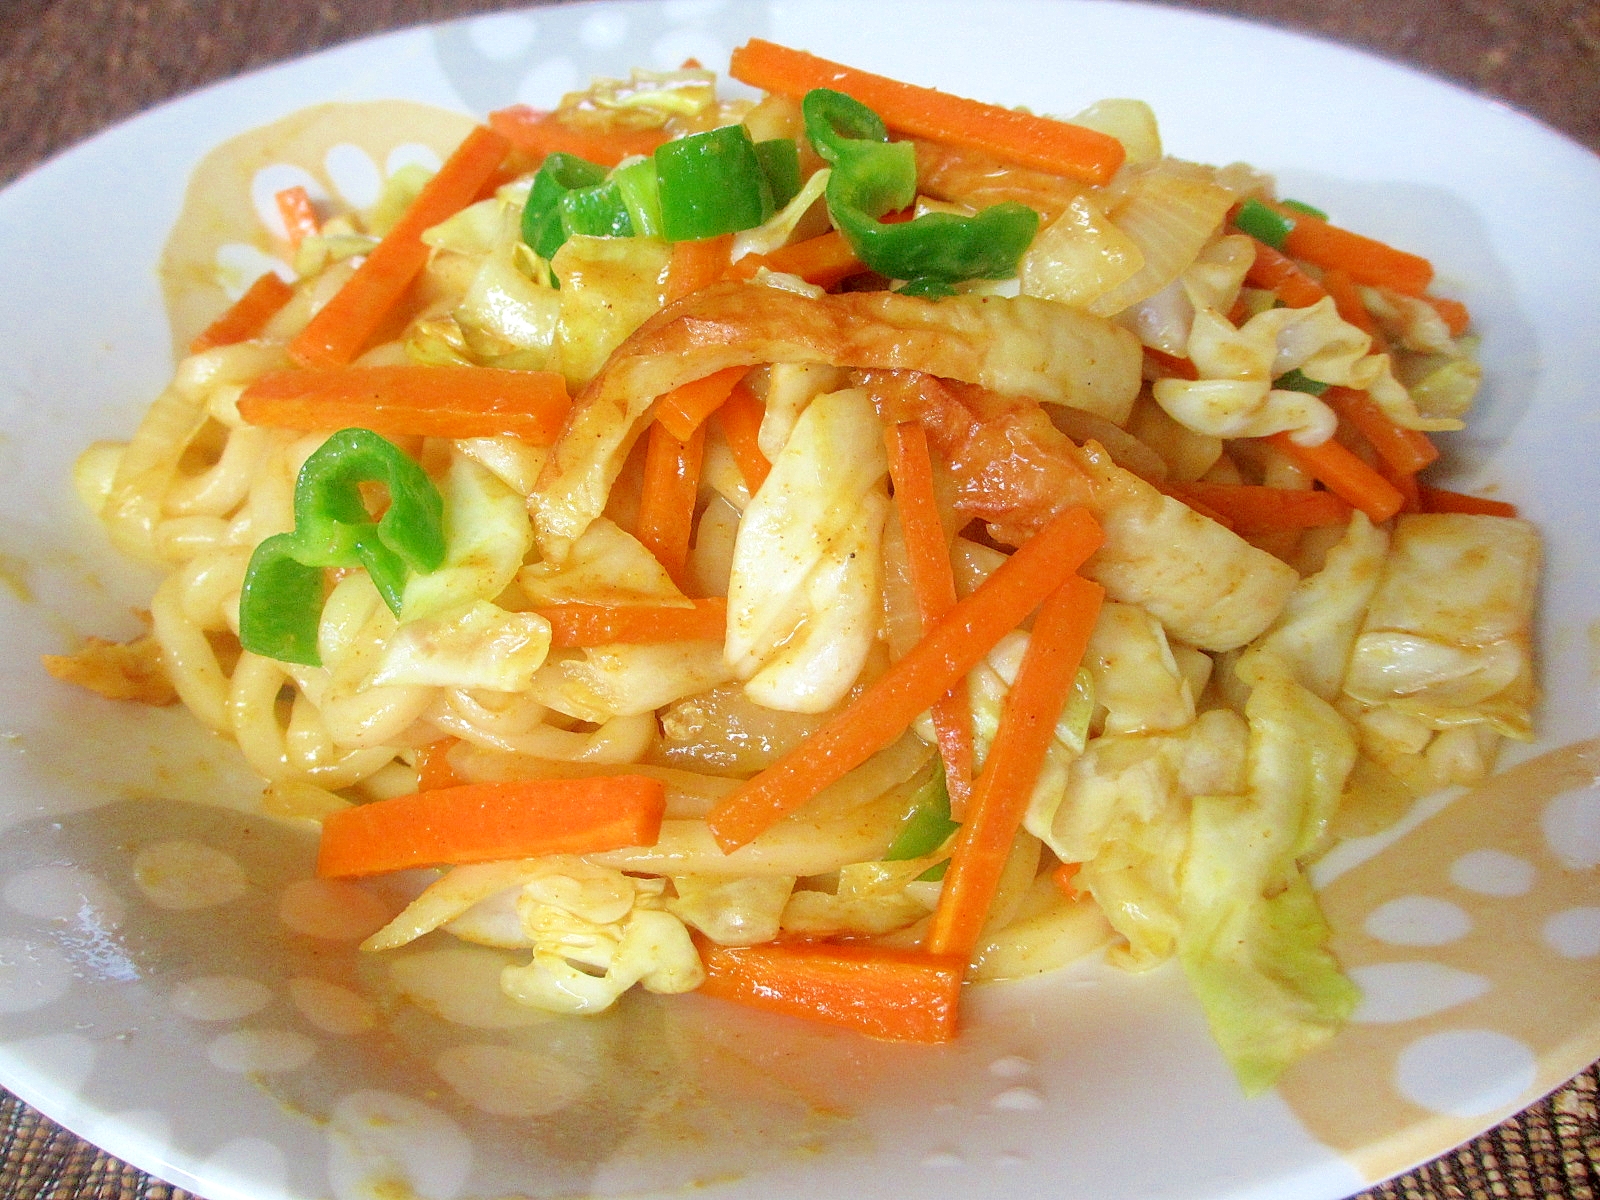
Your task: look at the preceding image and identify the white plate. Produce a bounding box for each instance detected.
[1,3,1597,1198]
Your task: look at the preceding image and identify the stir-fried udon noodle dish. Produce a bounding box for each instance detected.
[50,41,1540,1092]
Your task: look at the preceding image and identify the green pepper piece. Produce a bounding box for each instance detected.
[612,157,664,238]
[885,762,961,862]
[238,429,447,666]
[1272,368,1329,396]
[1279,197,1328,220]
[803,88,1038,287]
[521,152,609,259]
[1233,197,1295,249]
[754,138,802,209]
[897,277,957,299]
[560,180,635,239]
[655,124,775,242]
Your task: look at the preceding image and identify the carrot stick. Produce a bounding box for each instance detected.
[1166,482,1354,535]
[1377,455,1421,514]
[275,185,320,251]
[536,598,728,647]
[237,365,572,442]
[414,737,462,791]
[705,506,1103,852]
[1051,860,1081,898]
[1417,484,1518,518]
[727,229,869,289]
[1282,210,1433,296]
[1245,238,1327,308]
[714,381,772,493]
[653,366,748,442]
[1319,266,1382,339]
[635,421,706,588]
[885,421,973,818]
[1325,386,1438,475]
[316,775,666,879]
[928,574,1103,961]
[487,105,668,168]
[728,38,1125,185]
[1266,431,1405,523]
[1425,295,1472,337]
[188,271,295,354]
[698,941,965,1043]
[665,234,735,304]
[289,125,510,368]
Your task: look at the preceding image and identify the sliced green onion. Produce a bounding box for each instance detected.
[560,181,634,239]
[612,157,664,238]
[521,153,608,259]
[1279,197,1328,220]
[754,138,802,209]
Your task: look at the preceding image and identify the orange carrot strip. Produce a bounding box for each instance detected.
[714,382,772,493]
[316,775,666,879]
[1320,266,1382,338]
[188,272,295,354]
[238,365,571,442]
[1417,485,1518,518]
[290,126,510,368]
[635,421,706,588]
[728,38,1124,185]
[885,421,973,818]
[928,575,1104,960]
[1266,432,1404,523]
[1281,210,1433,295]
[666,233,735,304]
[653,366,748,442]
[1245,239,1327,308]
[699,941,964,1043]
[536,598,728,647]
[1051,860,1081,898]
[1167,482,1354,535]
[487,105,668,168]
[727,229,869,289]
[1325,386,1438,476]
[275,185,320,251]
[1378,456,1422,514]
[1425,295,1472,337]
[706,506,1103,851]
[414,737,462,792]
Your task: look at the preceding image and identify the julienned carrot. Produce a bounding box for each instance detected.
[714,382,772,493]
[414,737,462,791]
[316,774,666,879]
[1319,267,1382,339]
[276,185,320,251]
[698,942,965,1043]
[728,38,1125,185]
[1245,239,1327,308]
[1378,456,1422,514]
[885,421,973,818]
[635,421,706,588]
[290,125,510,368]
[705,506,1103,852]
[1282,210,1434,296]
[1417,484,1519,518]
[1266,431,1404,523]
[188,272,295,354]
[1167,482,1354,534]
[665,234,735,304]
[1425,295,1472,337]
[536,598,728,647]
[928,575,1104,961]
[727,229,868,289]
[487,105,668,168]
[238,364,572,442]
[653,366,749,442]
[1325,386,1438,476]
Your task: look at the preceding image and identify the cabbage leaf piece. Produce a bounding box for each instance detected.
[724,386,889,713]
[1178,656,1359,1094]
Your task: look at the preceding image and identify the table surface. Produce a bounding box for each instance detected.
[2,1,1596,1197]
